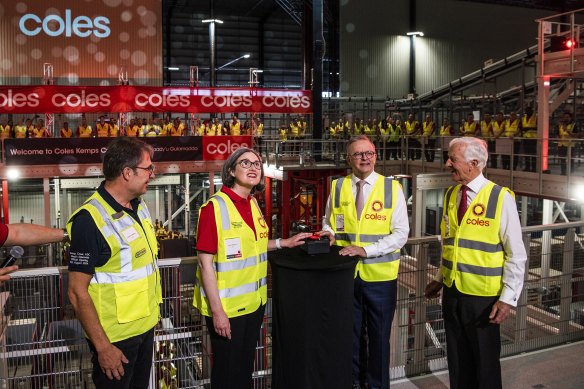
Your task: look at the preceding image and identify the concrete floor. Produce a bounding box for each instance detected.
[392,340,584,389]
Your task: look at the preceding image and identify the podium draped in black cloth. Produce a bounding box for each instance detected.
[269,246,357,389]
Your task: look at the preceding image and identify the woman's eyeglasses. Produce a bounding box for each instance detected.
[238,159,262,170]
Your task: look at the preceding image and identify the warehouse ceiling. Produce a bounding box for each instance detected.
[460,0,581,12]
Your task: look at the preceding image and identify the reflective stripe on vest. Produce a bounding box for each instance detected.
[443,237,503,253]
[334,177,393,210]
[215,252,268,272]
[441,182,508,296]
[198,276,267,299]
[330,175,400,281]
[194,191,268,317]
[441,258,503,277]
[91,263,156,284]
[362,252,401,265]
[86,198,134,268]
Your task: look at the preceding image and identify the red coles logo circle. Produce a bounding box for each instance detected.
[258,217,267,228]
[371,201,383,212]
[472,203,486,216]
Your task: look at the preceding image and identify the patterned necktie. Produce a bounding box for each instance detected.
[356,180,366,219]
[458,185,469,224]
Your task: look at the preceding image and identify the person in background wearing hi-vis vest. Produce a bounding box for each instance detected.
[521,107,537,172]
[557,110,577,175]
[318,135,409,389]
[68,137,161,388]
[425,137,526,389]
[194,148,310,389]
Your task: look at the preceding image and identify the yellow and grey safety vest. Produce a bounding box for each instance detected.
[67,192,162,343]
[462,121,477,137]
[441,182,511,296]
[504,119,519,138]
[423,121,436,138]
[558,122,575,147]
[522,115,537,138]
[329,176,401,282]
[194,192,269,318]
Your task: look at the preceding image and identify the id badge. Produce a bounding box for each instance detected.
[122,227,140,242]
[336,214,345,232]
[225,237,242,260]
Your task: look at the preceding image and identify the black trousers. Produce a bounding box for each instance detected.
[523,138,537,172]
[488,141,497,168]
[424,139,436,162]
[88,327,155,389]
[558,146,574,175]
[443,284,502,389]
[205,304,266,389]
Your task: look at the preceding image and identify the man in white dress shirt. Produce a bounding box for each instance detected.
[425,137,527,389]
[320,135,409,389]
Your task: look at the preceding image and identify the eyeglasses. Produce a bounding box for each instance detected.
[133,164,155,176]
[238,159,262,170]
[348,151,376,160]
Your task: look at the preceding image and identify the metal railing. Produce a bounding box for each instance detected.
[1,221,584,387]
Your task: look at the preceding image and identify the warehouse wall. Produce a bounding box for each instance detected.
[340,0,553,98]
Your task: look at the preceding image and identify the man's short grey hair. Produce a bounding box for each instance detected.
[449,137,488,170]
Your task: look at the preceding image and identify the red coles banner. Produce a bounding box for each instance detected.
[0,86,312,114]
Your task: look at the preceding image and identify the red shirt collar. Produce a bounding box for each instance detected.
[221,186,251,204]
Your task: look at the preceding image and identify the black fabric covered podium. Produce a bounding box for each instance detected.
[269,246,357,389]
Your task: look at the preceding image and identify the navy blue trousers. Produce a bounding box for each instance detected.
[353,276,397,389]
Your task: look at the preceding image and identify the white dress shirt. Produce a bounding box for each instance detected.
[437,173,527,306]
[322,171,410,258]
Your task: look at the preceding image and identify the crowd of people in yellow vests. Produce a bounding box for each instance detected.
[326,109,578,173]
[0,114,265,139]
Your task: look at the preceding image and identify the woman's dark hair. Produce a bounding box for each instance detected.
[221,147,265,193]
[103,137,154,180]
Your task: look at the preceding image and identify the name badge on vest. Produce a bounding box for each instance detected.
[225,237,242,260]
[122,227,140,242]
[336,214,345,232]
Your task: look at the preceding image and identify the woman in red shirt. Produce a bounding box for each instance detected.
[195,147,310,388]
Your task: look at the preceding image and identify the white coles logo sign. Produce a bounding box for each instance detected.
[0,1,162,83]
[19,9,111,38]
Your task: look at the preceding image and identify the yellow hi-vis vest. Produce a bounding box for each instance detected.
[329,176,401,282]
[14,125,27,138]
[462,121,477,136]
[480,121,493,140]
[441,182,511,296]
[559,122,575,147]
[522,115,537,138]
[504,119,519,138]
[96,123,110,137]
[405,120,419,139]
[0,125,11,139]
[231,121,241,136]
[423,121,436,138]
[194,192,269,318]
[67,192,162,343]
[492,121,505,138]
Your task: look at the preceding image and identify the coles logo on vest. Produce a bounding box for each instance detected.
[466,203,490,226]
[202,136,253,160]
[364,200,386,221]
